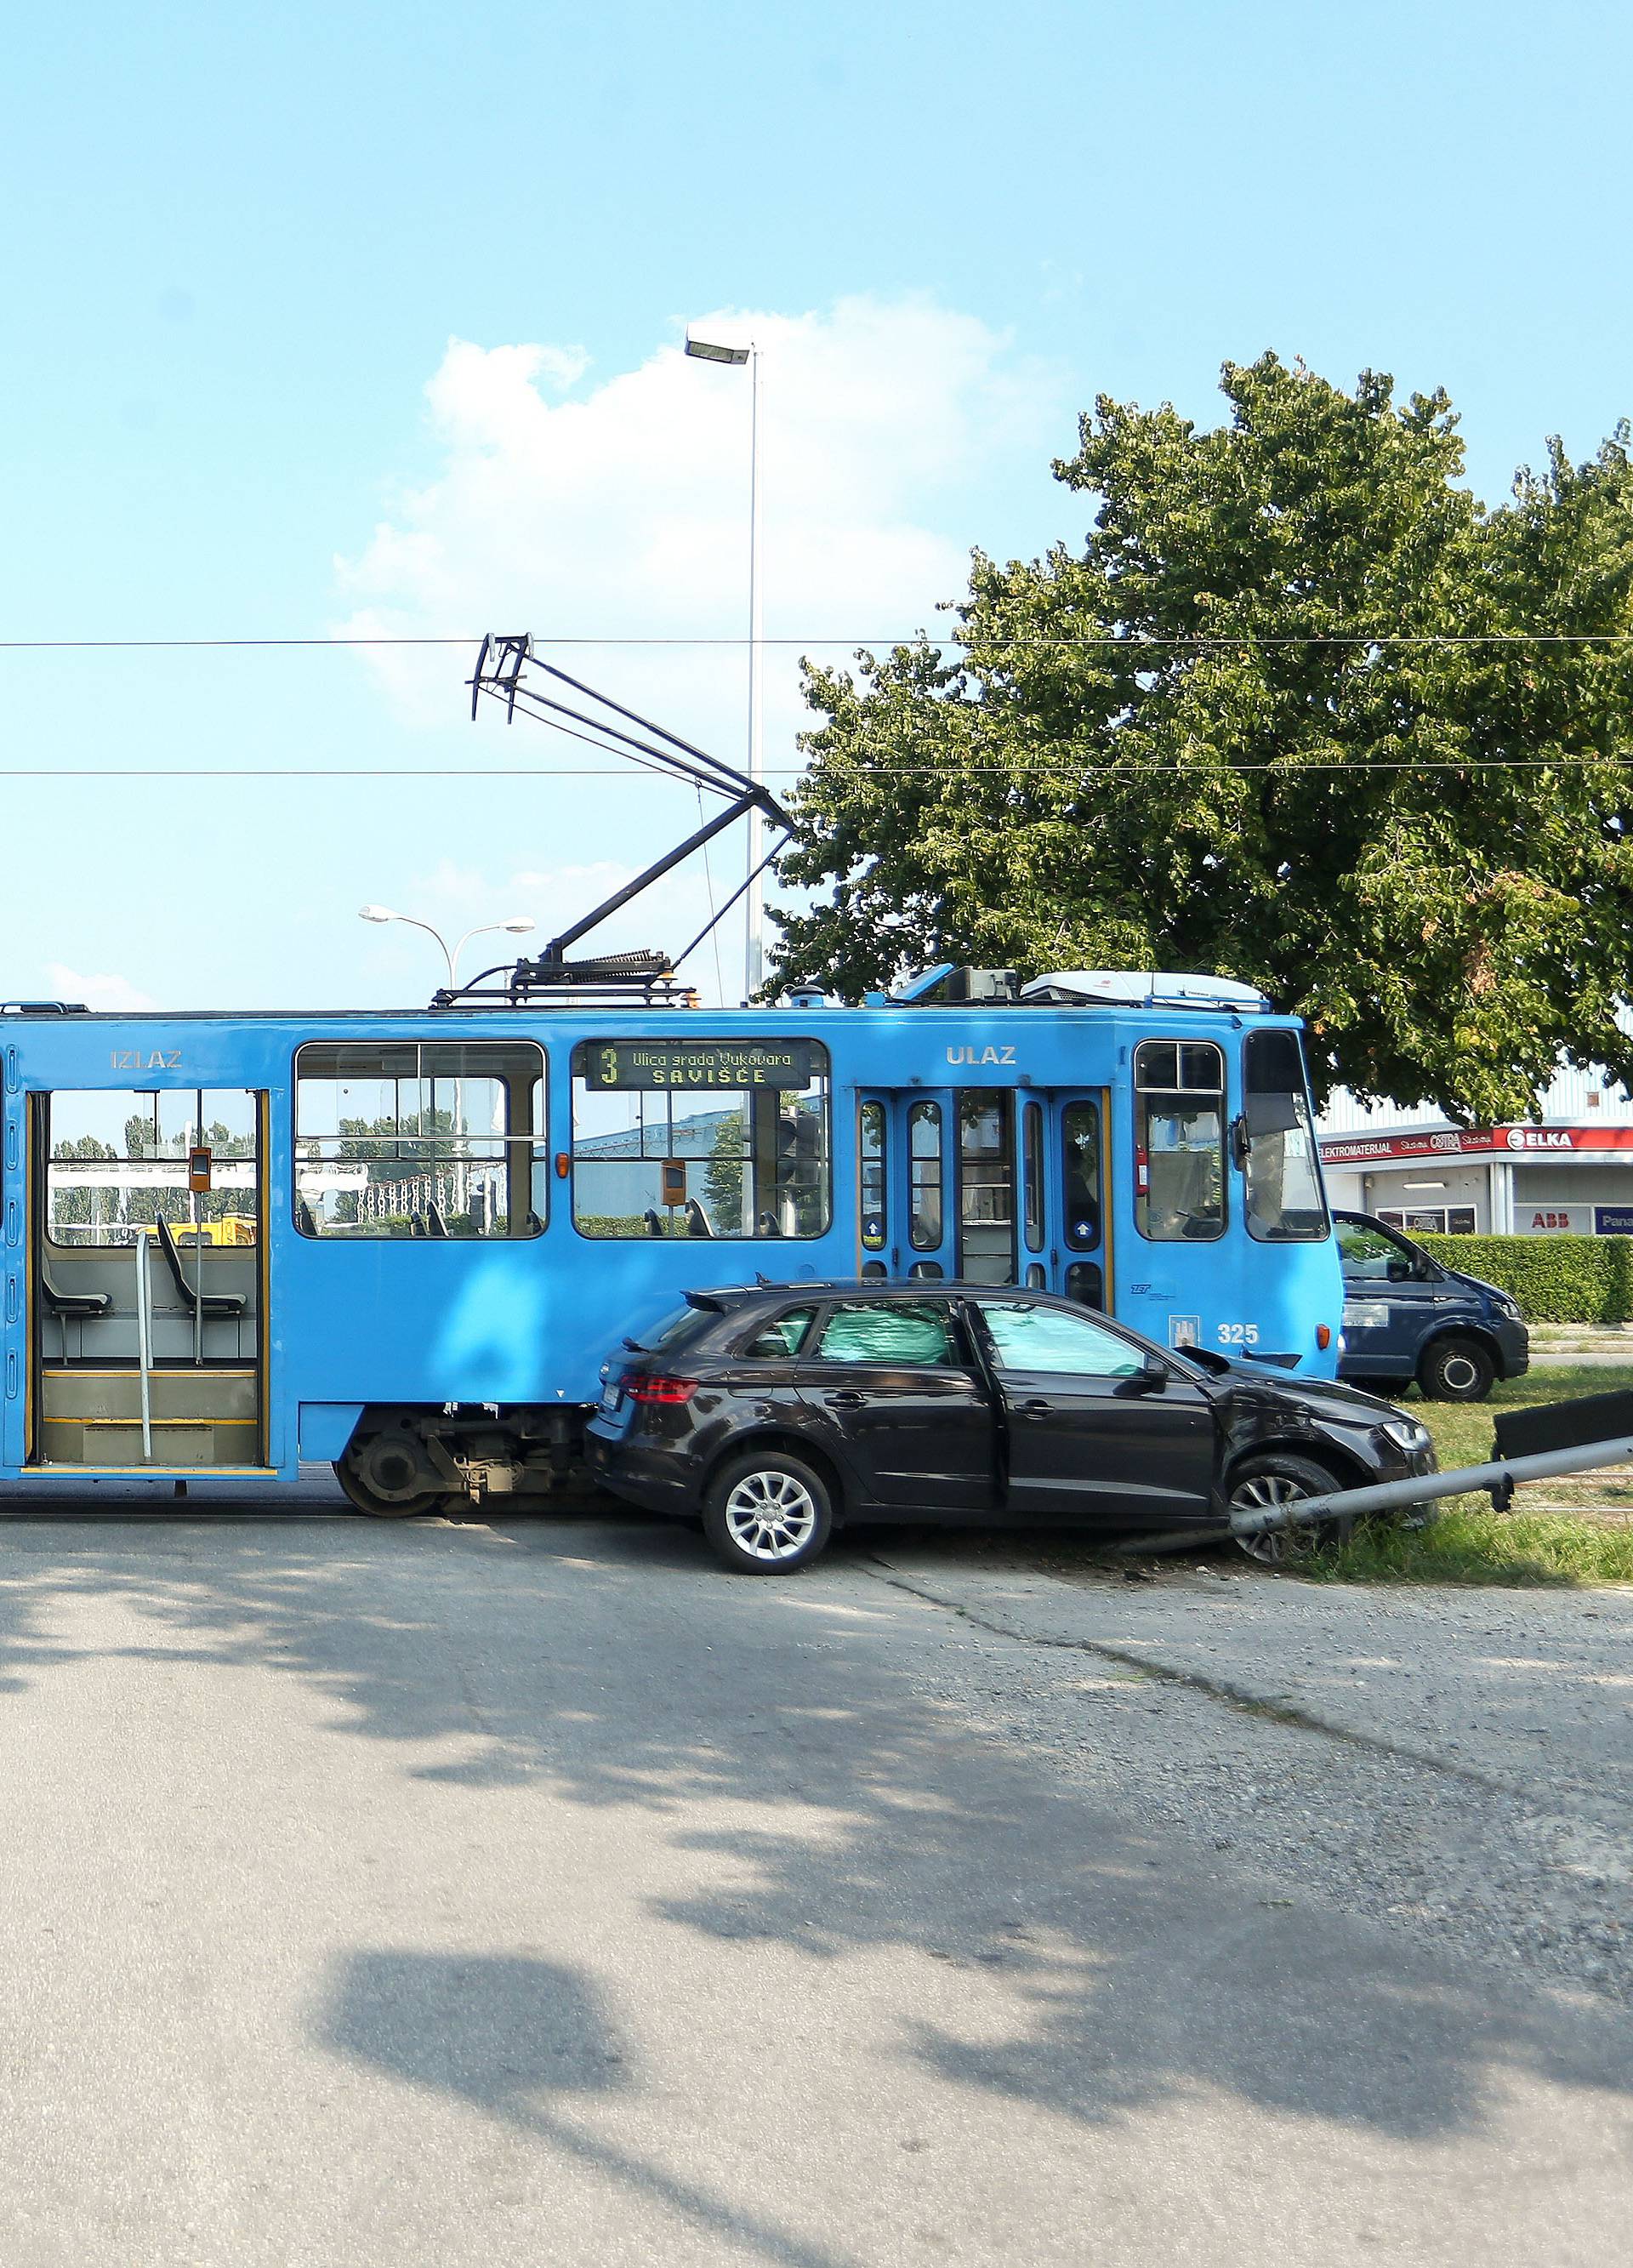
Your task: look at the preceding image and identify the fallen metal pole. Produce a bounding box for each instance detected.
[1229,1433,1633,1540]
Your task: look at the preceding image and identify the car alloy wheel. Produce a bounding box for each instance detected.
[703,1452,834,1575]
[725,1469,817,1559]
[1228,1453,1352,1567]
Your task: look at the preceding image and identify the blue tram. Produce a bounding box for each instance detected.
[0,968,1340,1510]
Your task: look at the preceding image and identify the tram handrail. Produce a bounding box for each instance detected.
[133,1232,154,1462]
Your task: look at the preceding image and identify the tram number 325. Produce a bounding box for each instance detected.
[1216,1322,1260,1346]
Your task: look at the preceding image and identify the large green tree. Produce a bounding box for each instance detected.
[770,356,1633,1120]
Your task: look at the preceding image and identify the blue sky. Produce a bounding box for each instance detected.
[3,0,1628,1010]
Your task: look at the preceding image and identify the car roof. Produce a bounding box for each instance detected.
[688,1280,1102,1308]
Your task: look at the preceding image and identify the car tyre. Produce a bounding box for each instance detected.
[1417,1336,1494,1403]
[703,1450,834,1575]
[1228,1451,1352,1568]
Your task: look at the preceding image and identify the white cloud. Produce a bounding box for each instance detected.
[336,294,1057,748]
[43,964,157,1012]
[334,296,1059,999]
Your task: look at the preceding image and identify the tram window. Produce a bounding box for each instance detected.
[957,1091,1016,1285]
[1064,1260,1104,1310]
[293,1040,545,1239]
[570,1039,830,1239]
[45,1089,259,1247]
[1134,1040,1225,1243]
[908,1101,942,1250]
[860,1101,886,1251]
[1061,1100,1101,1251]
[1243,1030,1329,1242]
[1022,1101,1044,1253]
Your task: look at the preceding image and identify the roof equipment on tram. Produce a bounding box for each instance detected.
[442,633,795,1010]
[1021,971,1273,1011]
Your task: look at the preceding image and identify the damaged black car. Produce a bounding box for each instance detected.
[586,1283,1437,1574]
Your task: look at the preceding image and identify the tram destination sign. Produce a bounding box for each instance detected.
[585,1040,816,1091]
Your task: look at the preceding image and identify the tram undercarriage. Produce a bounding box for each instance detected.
[333,1405,583,1518]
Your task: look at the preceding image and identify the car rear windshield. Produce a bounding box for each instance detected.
[737,1305,817,1358]
[629,1302,718,1354]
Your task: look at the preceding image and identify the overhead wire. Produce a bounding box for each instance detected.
[4,631,1633,652]
[4,757,1633,779]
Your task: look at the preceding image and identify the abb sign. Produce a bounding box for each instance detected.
[1523,1205,1591,1235]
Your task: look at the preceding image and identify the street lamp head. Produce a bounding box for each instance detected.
[685,333,750,366]
[499,916,536,935]
[358,904,399,924]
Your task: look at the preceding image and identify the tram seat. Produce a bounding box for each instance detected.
[755,1211,782,1237]
[40,1270,112,1319]
[295,1197,319,1238]
[410,1212,426,1237]
[156,1216,248,1319]
[426,1202,448,1238]
[685,1199,714,1238]
[643,1209,665,1237]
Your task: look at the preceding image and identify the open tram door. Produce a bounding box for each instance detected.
[858,1086,1111,1308]
[25,1086,269,1473]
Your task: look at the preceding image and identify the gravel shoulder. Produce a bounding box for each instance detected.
[862,1539,1633,2003]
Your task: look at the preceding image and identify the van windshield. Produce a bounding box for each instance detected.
[1336,1218,1424,1281]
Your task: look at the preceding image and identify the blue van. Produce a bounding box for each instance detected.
[1334,1210,1529,1402]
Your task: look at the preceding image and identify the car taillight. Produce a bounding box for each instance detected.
[628,1376,699,1406]
[1316,1324,1333,1351]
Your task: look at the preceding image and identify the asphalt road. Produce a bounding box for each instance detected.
[0,1479,1627,2265]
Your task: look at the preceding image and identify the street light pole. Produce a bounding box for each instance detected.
[745,341,764,1002]
[685,328,764,1002]
[359,908,535,1223]
[357,906,534,989]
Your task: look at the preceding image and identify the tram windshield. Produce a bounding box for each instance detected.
[572,1038,830,1239]
[1242,1029,1328,1241]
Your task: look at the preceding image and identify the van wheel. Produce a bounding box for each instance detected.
[1418,1336,1494,1403]
[1228,1452,1352,1567]
[703,1451,834,1574]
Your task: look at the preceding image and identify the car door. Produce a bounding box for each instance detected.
[967,1296,1216,1532]
[794,1296,997,1512]
[1335,1215,1442,1379]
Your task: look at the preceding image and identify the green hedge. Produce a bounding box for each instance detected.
[1416,1233,1633,1324]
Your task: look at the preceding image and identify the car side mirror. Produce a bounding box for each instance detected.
[1386,1258,1412,1282]
[1133,1353,1168,1392]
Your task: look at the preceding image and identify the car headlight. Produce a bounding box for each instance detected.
[1380,1417,1432,1454]
[1495,1296,1522,1321]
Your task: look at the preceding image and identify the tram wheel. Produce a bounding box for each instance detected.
[334,1436,449,1519]
[1228,1452,1353,1568]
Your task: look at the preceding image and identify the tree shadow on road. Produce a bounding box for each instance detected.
[0,1504,1626,2173]
[317,1949,846,2268]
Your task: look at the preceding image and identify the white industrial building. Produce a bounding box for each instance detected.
[1318,1056,1633,1238]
